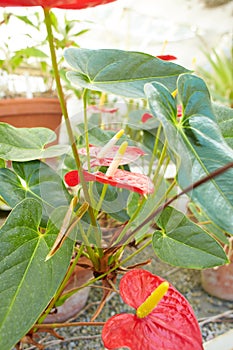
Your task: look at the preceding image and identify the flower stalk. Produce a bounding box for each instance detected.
[43,7,97,229]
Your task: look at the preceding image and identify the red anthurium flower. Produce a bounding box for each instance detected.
[141,113,153,123]
[0,0,116,9]
[79,145,145,167]
[64,169,154,195]
[102,269,203,350]
[156,54,177,61]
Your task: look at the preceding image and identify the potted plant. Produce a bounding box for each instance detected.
[0,1,232,350]
[0,7,88,141]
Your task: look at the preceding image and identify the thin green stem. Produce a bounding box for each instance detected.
[113,195,146,245]
[60,238,152,294]
[43,8,97,229]
[83,89,91,172]
[94,183,109,216]
[148,124,162,177]
[37,244,84,324]
[152,140,168,183]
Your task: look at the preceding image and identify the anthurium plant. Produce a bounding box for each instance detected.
[0,1,233,350]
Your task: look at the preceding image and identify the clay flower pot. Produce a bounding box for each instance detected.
[0,98,62,145]
[201,246,233,301]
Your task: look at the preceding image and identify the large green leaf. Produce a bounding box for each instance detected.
[0,160,71,224]
[64,48,190,98]
[213,103,233,149]
[145,74,233,234]
[0,123,69,161]
[0,199,74,350]
[152,206,228,268]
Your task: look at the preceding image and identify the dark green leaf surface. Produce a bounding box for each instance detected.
[0,199,74,350]
[0,123,69,161]
[0,161,71,223]
[213,103,233,149]
[152,207,228,268]
[145,74,233,234]
[65,48,190,98]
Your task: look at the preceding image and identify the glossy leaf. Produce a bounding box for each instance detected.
[152,206,228,268]
[0,0,116,9]
[0,199,74,350]
[0,123,69,161]
[145,74,233,234]
[0,160,71,224]
[213,103,233,149]
[102,269,203,350]
[65,48,190,98]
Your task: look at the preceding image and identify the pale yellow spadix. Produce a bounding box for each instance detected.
[106,141,128,177]
[97,129,124,159]
[136,281,169,318]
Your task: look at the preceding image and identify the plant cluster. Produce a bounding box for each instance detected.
[0,1,233,350]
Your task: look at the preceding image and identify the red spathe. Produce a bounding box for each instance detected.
[0,0,116,9]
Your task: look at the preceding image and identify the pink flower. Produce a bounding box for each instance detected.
[88,105,119,114]
[0,0,116,9]
[79,144,145,167]
[64,168,154,195]
[177,104,182,118]
[102,269,203,350]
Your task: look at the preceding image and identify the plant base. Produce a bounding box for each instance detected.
[44,263,93,323]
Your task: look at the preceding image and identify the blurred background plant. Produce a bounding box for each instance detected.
[0,9,90,98]
[196,43,233,107]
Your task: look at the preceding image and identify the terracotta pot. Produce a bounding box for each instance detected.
[201,249,233,301]
[0,98,62,145]
[44,261,93,323]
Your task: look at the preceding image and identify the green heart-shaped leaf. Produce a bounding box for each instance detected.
[145,74,233,234]
[0,160,71,224]
[0,199,74,350]
[65,48,190,98]
[152,206,228,268]
[0,123,69,161]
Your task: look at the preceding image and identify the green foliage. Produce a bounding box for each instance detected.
[197,47,233,107]
[0,123,69,161]
[146,73,233,235]
[213,102,233,149]
[152,206,228,268]
[0,160,71,224]
[0,199,74,350]
[65,48,190,98]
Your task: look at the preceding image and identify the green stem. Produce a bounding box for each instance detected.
[60,238,152,295]
[95,183,109,216]
[43,8,97,229]
[83,89,91,172]
[148,124,162,177]
[37,244,84,324]
[113,195,146,245]
[152,139,168,183]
